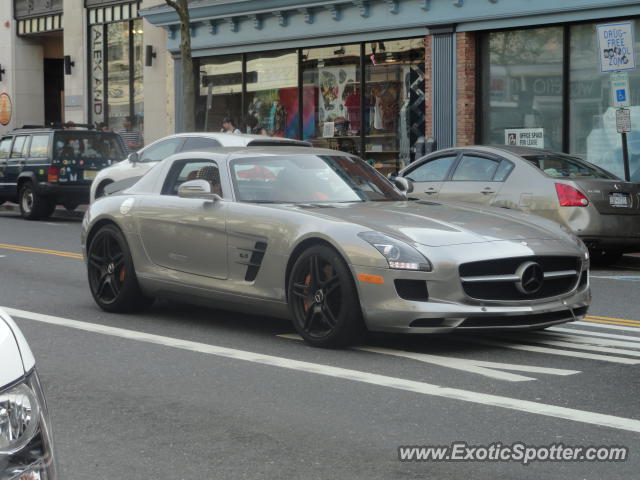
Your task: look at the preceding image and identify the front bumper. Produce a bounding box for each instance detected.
[352,241,591,334]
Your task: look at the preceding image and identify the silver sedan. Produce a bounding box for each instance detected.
[398,145,640,263]
[81,147,590,348]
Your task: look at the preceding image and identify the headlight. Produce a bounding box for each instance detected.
[358,231,432,271]
[0,383,40,454]
[0,372,56,479]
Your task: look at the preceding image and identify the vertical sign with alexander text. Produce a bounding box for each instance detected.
[91,25,104,124]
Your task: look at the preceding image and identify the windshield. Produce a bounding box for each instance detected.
[523,153,618,179]
[53,131,125,163]
[230,155,405,203]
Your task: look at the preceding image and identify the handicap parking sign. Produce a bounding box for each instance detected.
[611,72,631,107]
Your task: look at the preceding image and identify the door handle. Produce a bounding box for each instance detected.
[481,189,495,195]
[423,190,437,194]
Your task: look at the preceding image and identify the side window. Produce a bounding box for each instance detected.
[451,155,500,181]
[163,160,222,197]
[405,155,457,182]
[139,138,183,163]
[10,136,27,158]
[181,137,222,152]
[493,160,514,182]
[28,135,50,158]
[0,138,12,159]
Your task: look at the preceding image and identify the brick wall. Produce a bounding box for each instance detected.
[456,31,476,146]
[424,34,433,138]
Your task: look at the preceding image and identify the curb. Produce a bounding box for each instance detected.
[0,202,85,219]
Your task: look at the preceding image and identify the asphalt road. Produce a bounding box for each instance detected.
[1,208,639,480]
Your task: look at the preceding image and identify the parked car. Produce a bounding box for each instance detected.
[81,146,590,348]
[0,308,57,478]
[89,132,311,202]
[0,125,126,219]
[398,145,640,263]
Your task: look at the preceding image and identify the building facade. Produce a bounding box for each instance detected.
[141,0,640,178]
[0,0,172,145]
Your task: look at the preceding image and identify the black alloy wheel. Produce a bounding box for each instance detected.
[288,245,364,348]
[19,182,55,220]
[87,224,154,312]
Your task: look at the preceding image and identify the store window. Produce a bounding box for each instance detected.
[302,44,362,156]
[364,39,425,174]
[89,17,144,134]
[197,54,243,133]
[481,27,564,151]
[246,50,299,138]
[189,36,426,174]
[570,22,640,181]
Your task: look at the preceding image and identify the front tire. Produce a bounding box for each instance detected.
[19,182,55,220]
[288,245,364,348]
[87,224,154,313]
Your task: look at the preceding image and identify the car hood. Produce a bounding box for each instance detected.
[0,310,35,388]
[283,201,565,247]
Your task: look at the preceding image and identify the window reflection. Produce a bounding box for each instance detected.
[570,23,640,180]
[106,22,131,131]
[197,54,243,133]
[481,27,564,151]
[246,50,299,138]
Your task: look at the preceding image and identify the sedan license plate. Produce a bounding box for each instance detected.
[83,170,97,181]
[609,192,630,207]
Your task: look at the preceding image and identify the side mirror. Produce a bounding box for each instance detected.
[178,179,221,201]
[128,152,139,164]
[394,176,413,194]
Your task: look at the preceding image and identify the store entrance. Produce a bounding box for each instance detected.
[44,58,64,125]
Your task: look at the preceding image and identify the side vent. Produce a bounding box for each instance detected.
[243,241,268,282]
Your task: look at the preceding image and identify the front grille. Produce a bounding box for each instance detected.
[459,256,582,301]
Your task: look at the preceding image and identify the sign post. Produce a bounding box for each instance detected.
[597,21,636,181]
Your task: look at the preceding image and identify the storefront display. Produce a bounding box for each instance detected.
[364,39,425,174]
[195,39,426,173]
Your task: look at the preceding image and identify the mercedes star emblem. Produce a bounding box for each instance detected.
[515,261,544,295]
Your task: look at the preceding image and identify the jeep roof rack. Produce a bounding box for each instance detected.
[13,122,97,131]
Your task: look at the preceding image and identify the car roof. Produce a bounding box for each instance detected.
[169,146,352,158]
[169,132,311,147]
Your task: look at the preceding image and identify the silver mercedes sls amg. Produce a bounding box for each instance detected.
[80,147,591,347]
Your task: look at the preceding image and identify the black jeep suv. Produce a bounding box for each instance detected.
[0,126,125,219]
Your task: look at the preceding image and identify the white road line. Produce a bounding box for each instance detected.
[278,333,579,382]
[575,321,640,333]
[549,326,640,342]
[4,306,640,433]
[495,337,640,357]
[590,275,640,281]
[534,332,640,350]
[452,337,640,364]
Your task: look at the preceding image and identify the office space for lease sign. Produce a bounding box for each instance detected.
[505,128,544,148]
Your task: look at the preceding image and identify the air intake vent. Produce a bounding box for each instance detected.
[244,241,267,282]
